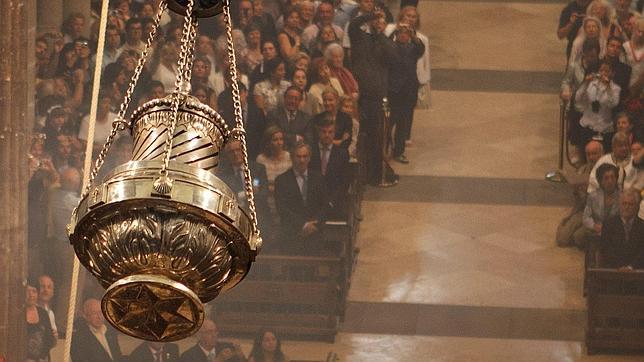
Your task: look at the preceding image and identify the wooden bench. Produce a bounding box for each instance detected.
[212,255,345,342]
[586,268,644,354]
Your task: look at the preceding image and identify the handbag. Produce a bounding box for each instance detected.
[416,82,431,109]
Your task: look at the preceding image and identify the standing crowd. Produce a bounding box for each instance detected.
[556,0,644,272]
[25,0,430,360]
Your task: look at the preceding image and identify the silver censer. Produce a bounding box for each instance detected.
[67,0,262,342]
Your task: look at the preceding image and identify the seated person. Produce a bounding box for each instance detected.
[217,81,266,159]
[274,143,331,254]
[266,86,311,149]
[248,328,290,362]
[129,341,180,362]
[307,87,352,148]
[71,299,123,362]
[624,140,644,191]
[588,132,631,193]
[256,126,292,228]
[578,163,621,249]
[557,140,604,247]
[599,188,644,269]
[180,319,245,362]
[217,140,272,243]
[309,119,351,219]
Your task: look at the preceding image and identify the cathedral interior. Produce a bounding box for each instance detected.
[2,0,644,360]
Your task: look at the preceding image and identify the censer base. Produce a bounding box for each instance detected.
[102,274,205,342]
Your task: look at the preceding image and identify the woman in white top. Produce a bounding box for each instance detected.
[253,58,291,115]
[79,94,118,154]
[152,41,179,91]
[308,57,345,115]
[256,126,292,219]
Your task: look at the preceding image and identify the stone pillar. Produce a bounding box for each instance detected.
[37,0,64,34]
[63,0,92,37]
[0,0,35,360]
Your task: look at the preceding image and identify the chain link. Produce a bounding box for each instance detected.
[222,0,260,239]
[160,0,197,176]
[80,0,168,199]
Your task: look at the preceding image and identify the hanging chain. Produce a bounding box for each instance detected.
[159,0,197,177]
[80,0,168,199]
[222,0,260,240]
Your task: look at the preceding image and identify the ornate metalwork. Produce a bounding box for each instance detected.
[130,95,229,171]
[67,0,262,342]
[167,0,224,18]
[69,160,256,341]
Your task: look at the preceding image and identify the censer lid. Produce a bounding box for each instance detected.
[130,94,229,137]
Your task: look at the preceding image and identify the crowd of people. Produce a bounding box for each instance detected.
[556,0,644,271]
[25,0,430,360]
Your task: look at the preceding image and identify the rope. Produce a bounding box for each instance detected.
[62,0,110,360]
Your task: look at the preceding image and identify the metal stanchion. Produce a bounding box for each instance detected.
[378,97,398,187]
[545,100,569,183]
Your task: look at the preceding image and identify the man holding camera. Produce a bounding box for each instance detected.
[575,60,621,150]
[348,4,398,185]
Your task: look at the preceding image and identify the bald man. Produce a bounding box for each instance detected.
[179,319,246,362]
[557,140,605,247]
[71,298,123,362]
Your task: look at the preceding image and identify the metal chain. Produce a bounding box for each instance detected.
[80,0,168,199]
[160,0,196,176]
[222,0,260,238]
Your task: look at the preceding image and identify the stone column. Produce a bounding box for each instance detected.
[37,0,64,34]
[0,0,35,360]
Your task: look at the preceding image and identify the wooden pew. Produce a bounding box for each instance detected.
[211,255,345,342]
[586,268,644,354]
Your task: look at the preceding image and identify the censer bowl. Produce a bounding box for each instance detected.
[68,160,257,341]
[68,95,259,342]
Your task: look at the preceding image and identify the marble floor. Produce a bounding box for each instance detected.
[50,0,644,361]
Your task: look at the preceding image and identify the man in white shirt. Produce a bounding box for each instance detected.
[575,60,621,147]
[71,299,123,361]
[588,132,631,193]
[37,275,58,340]
[121,18,145,54]
[101,26,123,69]
[302,0,344,50]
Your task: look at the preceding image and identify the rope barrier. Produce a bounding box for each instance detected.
[62,0,110,360]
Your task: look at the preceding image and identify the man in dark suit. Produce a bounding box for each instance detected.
[309,120,351,219]
[71,298,123,362]
[599,189,644,269]
[129,341,179,362]
[179,319,245,362]
[217,139,272,241]
[348,8,398,185]
[275,143,331,254]
[266,86,311,149]
[605,36,632,103]
[217,82,266,160]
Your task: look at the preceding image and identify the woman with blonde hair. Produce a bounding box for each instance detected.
[308,57,345,115]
